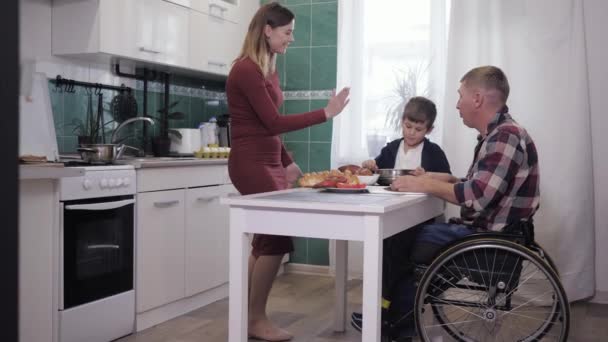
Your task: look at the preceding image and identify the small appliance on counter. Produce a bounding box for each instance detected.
[199,117,219,148]
[217,114,231,147]
[19,72,59,162]
[169,128,202,155]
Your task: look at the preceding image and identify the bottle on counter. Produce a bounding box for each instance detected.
[207,117,219,147]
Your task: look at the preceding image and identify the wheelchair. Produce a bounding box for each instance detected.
[409,221,570,342]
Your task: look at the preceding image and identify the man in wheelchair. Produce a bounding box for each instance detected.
[350,66,568,341]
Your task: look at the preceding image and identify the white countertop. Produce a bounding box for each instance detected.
[115,157,228,169]
[222,186,433,214]
[19,164,85,180]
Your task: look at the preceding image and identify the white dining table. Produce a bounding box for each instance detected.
[221,186,444,341]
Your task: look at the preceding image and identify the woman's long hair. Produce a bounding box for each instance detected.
[234,3,294,77]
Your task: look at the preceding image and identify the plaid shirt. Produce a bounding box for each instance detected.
[453,112,540,231]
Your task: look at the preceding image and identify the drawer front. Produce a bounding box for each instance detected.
[137,165,226,192]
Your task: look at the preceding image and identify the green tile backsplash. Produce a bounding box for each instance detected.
[267,0,338,265]
[50,79,227,154]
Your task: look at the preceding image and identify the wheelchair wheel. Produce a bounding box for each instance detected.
[414,238,569,341]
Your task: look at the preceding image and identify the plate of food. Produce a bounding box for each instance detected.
[322,183,369,194]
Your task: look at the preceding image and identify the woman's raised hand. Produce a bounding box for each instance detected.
[324,87,351,119]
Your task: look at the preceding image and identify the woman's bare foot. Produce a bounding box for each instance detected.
[248,318,293,341]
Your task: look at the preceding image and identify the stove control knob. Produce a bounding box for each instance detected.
[100,179,108,189]
[116,178,123,187]
[83,179,92,190]
[108,179,116,188]
[123,177,131,186]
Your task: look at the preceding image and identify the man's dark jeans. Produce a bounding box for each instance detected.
[382,222,476,337]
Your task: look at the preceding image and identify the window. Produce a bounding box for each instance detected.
[332,0,450,166]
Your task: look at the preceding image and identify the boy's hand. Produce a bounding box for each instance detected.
[362,159,378,171]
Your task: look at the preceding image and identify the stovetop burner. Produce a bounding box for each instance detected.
[63,160,110,167]
[60,159,134,171]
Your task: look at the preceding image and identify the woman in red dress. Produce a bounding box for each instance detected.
[226,3,350,341]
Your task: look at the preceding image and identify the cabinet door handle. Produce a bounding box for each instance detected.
[209,3,228,19]
[88,244,120,250]
[208,60,227,68]
[197,196,218,202]
[154,200,180,208]
[140,46,162,54]
[66,199,135,211]
[226,193,239,197]
[209,3,228,12]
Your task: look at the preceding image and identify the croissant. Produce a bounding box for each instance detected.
[298,169,360,188]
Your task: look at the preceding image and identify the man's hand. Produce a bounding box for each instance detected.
[411,167,426,177]
[285,162,303,188]
[390,175,427,192]
[391,173,460,204]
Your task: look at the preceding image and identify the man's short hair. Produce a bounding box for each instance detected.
[402,96,437,129]
[460,66,510,104]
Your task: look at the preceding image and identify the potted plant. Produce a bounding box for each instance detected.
[149,100,186,156]
[66,93,103,145]
[384,64,430,133]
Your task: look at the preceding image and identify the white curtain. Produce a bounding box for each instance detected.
[584,0,608,304]
[332,0,451,169]
[332,0,369,168]
[442,0,595,301]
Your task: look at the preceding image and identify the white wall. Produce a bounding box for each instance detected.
[19,0,135,95]
[584,0,608,303]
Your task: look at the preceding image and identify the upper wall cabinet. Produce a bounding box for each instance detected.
[192,0,239,23]
[136,0,190,66]
[189,10,240,74]
[53,0,189,67]
[52,0,255,76]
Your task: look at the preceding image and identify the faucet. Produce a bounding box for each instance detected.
[111,117,155,144]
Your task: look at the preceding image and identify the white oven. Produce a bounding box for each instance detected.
[58,164,136,342]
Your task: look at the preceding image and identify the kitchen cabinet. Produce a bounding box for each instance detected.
[189,10,240,75]
[133,163,235,330]
[136,0,190,66]
[185,184,237,296]
[136,189,186,313]
[53,0,189,68]
[192,0,239,23]
[52,0,255,75]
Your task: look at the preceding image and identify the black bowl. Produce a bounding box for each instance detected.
[375,169,413,186]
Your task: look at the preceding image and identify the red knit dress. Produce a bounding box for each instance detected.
[226,57,326,256]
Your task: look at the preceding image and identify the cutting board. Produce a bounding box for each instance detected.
[19,73,59,162]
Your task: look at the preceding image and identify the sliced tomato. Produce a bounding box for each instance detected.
[335,182,366,189]
[313,180,337,188]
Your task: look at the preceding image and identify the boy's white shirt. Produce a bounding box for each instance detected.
[394,140,424,169]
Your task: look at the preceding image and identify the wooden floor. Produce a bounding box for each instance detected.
[117,273,608,342]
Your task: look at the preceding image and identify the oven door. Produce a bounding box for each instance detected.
[61,195,134,310]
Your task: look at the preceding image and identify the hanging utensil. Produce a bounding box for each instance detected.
[96,86,105,143]
[110,86,138,123]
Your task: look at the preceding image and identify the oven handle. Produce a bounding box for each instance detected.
[65,199,135,211]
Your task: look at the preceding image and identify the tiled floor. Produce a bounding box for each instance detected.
[117,273,608,341]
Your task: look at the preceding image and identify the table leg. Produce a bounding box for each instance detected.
[334,239,348,332]
[362,216,383,341]
[229,208,248,342]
